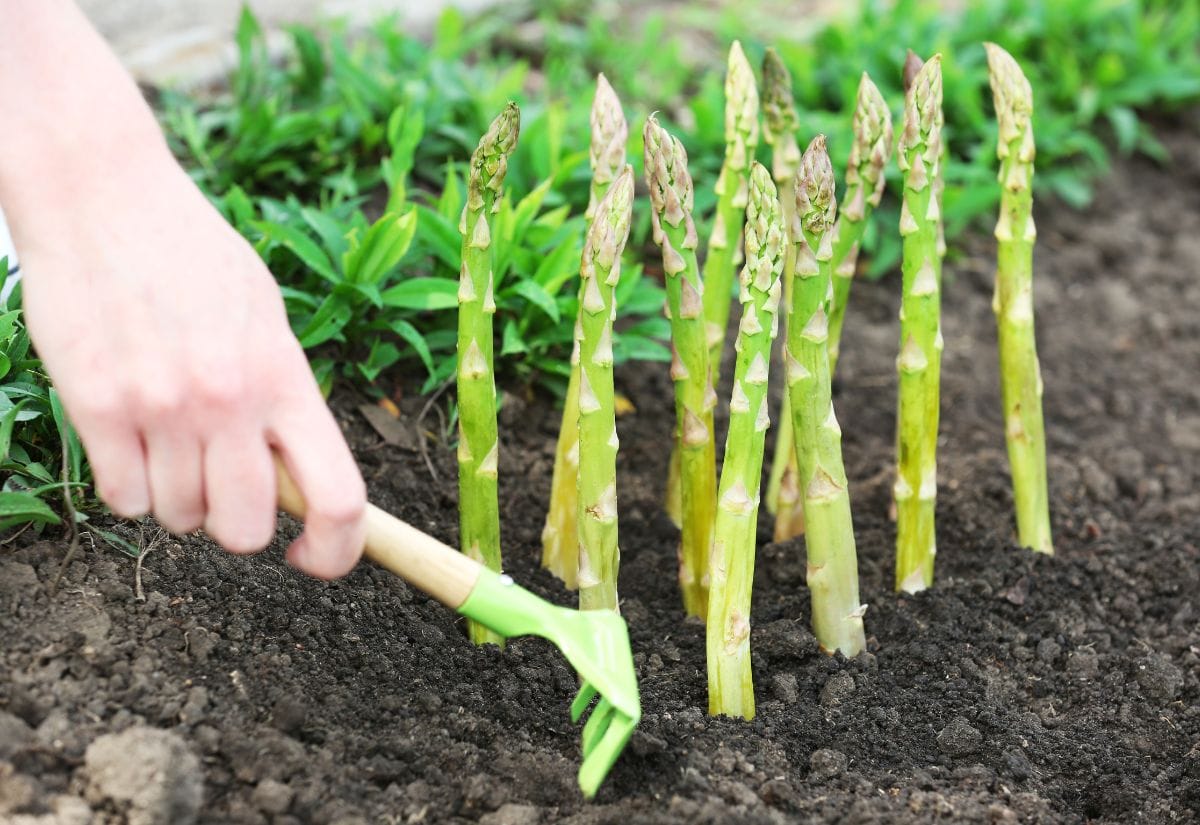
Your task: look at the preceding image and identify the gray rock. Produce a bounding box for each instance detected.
[1067,648,1100,679]
[1035,639,1061,664]
[252,779,294,815]
[938,716,983,757]
[771,673,799,704]
[1135,653,1183,703]
[819,673,855,706]
[480,803,541,825]
[84,726,203,825]
[808,748,848,780]
[0,712,33,760]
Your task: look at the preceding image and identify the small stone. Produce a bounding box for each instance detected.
[819,673,855,706]
[0,712,33,760]
[1135,653,1183,703]
[771,673,800,704]
[271,696,308,735]
[0,762,38,814]
[480,803,541,825]
[1067,648,1100,679]
[938,716,983,757]
[808,748,848,780]
[1002,748,1033,781]
[252,779,294,815]
[1035,639,1061,664]
[179,687,209,724]
[84,726,203,825]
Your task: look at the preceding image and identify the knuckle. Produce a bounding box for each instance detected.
[312,481,367,528]
[135,383,185,422]
[192,368,245,413]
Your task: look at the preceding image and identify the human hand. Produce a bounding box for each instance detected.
[11,148,367,578]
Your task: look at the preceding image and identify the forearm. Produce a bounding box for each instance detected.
[0,1,172,219]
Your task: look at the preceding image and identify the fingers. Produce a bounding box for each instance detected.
[144,427,206,535]
[75,411,150,519]
[271,400,366,580]
[203,428,276,554]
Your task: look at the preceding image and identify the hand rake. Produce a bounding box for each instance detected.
[275,461,641,798]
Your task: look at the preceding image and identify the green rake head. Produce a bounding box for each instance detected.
[458,571,642,798]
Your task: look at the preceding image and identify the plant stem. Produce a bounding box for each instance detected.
[986,43,1053,555]
[773,72,893,542]
[787,136,866,656]
[577,167,635,611]
[542,74,628,587]
[893,57,944,594]
[761,48,801,521]
[644,116,718,618]
[457,102,519,645]
[707,162,784,718]
[827,72,894,373]
[667,41,759,528]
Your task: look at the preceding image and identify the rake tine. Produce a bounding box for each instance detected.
[571,680,599,723]
[581,697,616,755]
[578,711,637,798]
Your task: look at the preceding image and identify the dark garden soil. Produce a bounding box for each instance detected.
[4,120,1200,825]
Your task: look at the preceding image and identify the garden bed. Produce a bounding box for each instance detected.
[2,117,1198,824]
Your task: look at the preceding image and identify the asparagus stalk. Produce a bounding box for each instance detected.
[542,74,628,587]
[903,51,946,262]
[577,166,635,611]
[761,48,801,520]
[772,73,893,542]
[985,43,1053,555]
[827,73,894,372]
[703,40,761,370]
[707,162,785,718]
[666,42,759,529]
[457,102,519,646]
[787,136,867,656]
[893,56,944,594]
[644,116,718,618]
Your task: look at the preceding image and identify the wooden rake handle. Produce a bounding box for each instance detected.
[274,457,481,609]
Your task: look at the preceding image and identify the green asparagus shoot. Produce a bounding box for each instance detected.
[666,41,759,532]
[761,47,801,523]
[576,166,635,611]
[985,43,1053,555]
[787,136,867,656]
[457,102,520,644]
[771,72,892,543]
[543,74,629,588]
[893,56,944,594]
[707,162,784,719]
[644,115,718,618]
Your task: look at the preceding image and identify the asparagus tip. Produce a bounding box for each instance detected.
[797,136,837,236]
[903,49,925,93]
[984,43,1034,146]
[591,73,629,187]
[761,48,799,146]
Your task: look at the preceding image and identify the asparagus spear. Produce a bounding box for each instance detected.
[788,136,867,656]
[666,42,760,529]
[703,40,761,370]
[772,73,893,542]
[985,43,1053,555]
[827,72,894,372]
[761,47,801,520]
[903,50,946,262]
[457,102,520,644]
[542,75,628,588]
[577,166,635,612]
[707,162,785,718]
[893,56,944,594]
[644,115,718,618]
